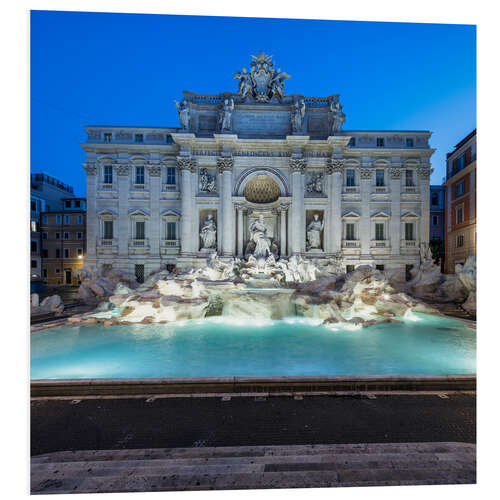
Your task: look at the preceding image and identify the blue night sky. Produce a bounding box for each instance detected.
[31,11,476,197]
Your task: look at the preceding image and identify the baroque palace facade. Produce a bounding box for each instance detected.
[82,53,434,282]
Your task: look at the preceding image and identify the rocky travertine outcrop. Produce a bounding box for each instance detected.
[31,294,64,315]
[71,251,475,327]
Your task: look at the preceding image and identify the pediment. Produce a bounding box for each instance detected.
[161,209,181,217]
[371,211,391,219]
[97,208,118,218]
[401,211,420,219]
[342,210,360,219]
[129,208,150,217]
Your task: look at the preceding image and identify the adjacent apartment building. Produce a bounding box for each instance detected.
[444,129,476,274]
[30,173,75,280]
[40,198,87,285]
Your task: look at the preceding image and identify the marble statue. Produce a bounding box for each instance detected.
[306,214,324,250]
[292,100,306,133]
[249,214,272,259]
[200,214,217,249]
[233,52,291,103]
[329,99,346,134]
[219,99,234,132]
[419,242,433,265]
[306,172,324,194]
[174,100,190,131]
[199,168,216,193]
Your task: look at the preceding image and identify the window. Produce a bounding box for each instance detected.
[455,180,465,198]
[55,268,60,274]
[31,200,37,211]
[346,265,355,273]
[135,221,145,240]
[348,137,356,147]
[345,223,355,241]
[375,223,384,240]
[31,241,37,252]
[56,215,62,224]
[135,264,145,284]
[42,215,47,224]
[167,222,177,240]
[167,167,176,185]
[42,249,48,258]
[405,222,414,240]
[456,154,466,173]
[375,169,385,186]
[77,215,83,224]
[104,133,112,143]
[42,232,47,239]
[64,215,70,224]
[405,264,413,282]
[135,134,144,143]
[65,200,71,209]
[31,220,37,232]
[376,137,385,147]
[64,232,69,239]
[457,234,464,247]
[77,232,83,239]
[42,269,47,278]
[432,215,439,226]
[55,232,60,240]
[431,193,439,206]
[31,260,37,269]
[75,200,81,208]
[135,166,145,185]
[104,165,113,184]
[103,220,113,239]
[64,248,70,258]
[457,207,463,224]
[346,169,355,186]
[376,264,385,271]
[405,169,414,187]
[406,138,414,148]
[77,248,83,256]
[166,134,174,145]
[55,248,61,258]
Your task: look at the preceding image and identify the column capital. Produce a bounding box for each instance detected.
[147,165,162,177]
[217,157,234,173]
[389,167,403,179]
[176,157,197,172]
[289,158,306,173]
[418,166,433,179]
[326,158,344,174]
[82,163,97,175]
[360,168,373,180]
[115,164,130,176]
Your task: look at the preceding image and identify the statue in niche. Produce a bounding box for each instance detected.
[200,214,217,249]
[307,214,324,250]
[199,168,217,193]
[219,99,234,132]
[291,99,306,133]
[248,214,272,259]
[174,100,190,131]
[306,172,324,194]
[328,99,346,135]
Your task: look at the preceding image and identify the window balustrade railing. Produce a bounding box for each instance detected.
[342,240,360,248]
[129,238,149,247]
[371,239,390,248]
[401,239,419,248]
[161,239,180,248]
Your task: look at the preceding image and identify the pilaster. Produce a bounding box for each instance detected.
[418,163,432,246]
[115,162,130,257]
[290,158,306,255]
[177,157,196,255]
[326,158,344,254]
[218,157,234,256]
[389,162,402,256]
[147,159,161,257]
[83,162,97,265]
[359,162,372,257]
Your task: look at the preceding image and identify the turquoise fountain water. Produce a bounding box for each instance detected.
[31,313,475,380]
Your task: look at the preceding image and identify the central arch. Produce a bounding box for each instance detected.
[234,167,290,198]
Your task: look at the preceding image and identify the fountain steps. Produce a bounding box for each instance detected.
[31,442,475,493]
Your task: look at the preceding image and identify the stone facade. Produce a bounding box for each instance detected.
[430,184,445,241]
[444,130,476,274]
[82,54,434,282]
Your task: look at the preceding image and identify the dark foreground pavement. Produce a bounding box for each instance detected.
[31,393,475,456]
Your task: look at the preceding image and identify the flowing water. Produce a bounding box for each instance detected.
[31,313,475,379]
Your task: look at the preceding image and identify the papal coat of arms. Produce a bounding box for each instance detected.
[233,51,290,102]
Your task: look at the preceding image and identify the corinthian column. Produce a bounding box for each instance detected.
[83,163,97,267]
[177,157,195,255]
[389,165,402,256]
[116,163,130,258]
[147,162,161,258]
[326,158,344,254]
[279,203,289,257]
[359,166,372,257]
[418,164,432,247]
[218,157,234,256]
[290,158,306,255]
[235,203,244,257]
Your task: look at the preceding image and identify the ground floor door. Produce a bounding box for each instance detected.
[65,270,72,285]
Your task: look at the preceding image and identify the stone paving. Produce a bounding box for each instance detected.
[31,442,475,493]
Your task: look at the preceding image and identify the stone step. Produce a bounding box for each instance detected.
[31,442,475,494]
[31,441,474,463]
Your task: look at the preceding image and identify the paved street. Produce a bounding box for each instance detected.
[31,393,475,456]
